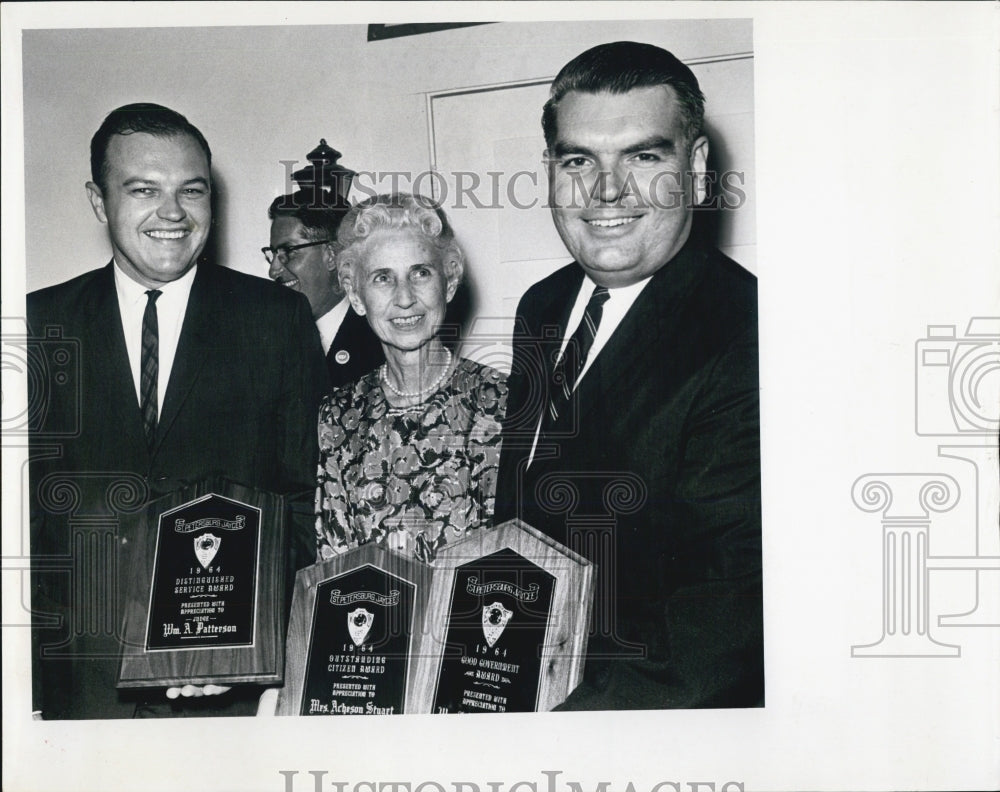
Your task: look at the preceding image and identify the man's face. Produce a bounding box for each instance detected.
[86,132,211,288]
[267,215,341,318]
[547,86,708,288]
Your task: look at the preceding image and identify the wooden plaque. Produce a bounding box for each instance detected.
[276,543,431,716]
[409,519,594,713]
[117,477,287,689]
[275,519,593,715]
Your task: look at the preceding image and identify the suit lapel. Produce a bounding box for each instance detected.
[155,266,213,449]
[329,306,360,353]
[517,265,582,433]
[87,263,148,458]
[537,265,583,378]
[573,241,710,426]
[328,307,373,363]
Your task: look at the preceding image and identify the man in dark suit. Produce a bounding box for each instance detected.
[27,103,327,719]
[496,42,763,710]
[266,192,383,388]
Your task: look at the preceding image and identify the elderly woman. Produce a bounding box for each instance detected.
[314,193,507,564]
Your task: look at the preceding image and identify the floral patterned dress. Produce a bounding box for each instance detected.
[315,358,508,564]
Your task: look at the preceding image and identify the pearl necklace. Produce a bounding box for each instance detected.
[381,347,453,400]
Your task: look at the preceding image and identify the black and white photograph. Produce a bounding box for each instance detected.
[2,3,997,791]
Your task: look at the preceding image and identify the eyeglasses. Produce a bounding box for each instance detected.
[261,239,329,265]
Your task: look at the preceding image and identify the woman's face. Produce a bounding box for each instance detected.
[346,230,458,353]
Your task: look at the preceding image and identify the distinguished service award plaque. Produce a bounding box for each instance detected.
[117,478,287,688]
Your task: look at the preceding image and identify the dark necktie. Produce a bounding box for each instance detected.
[543,285,610,430]
[140,289,162,448]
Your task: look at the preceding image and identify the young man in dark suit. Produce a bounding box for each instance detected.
[27,103,328,719]
[265,192,384,388]
[496,42,763,710]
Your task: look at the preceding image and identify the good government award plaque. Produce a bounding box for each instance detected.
[117,478,287,689]
[277,519,593,714]
[412,519,594,713]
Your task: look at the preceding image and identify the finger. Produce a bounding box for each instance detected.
[202,685,231,696]
[256,688,279,717]
[166,687,181,699]
[180,684,203,698]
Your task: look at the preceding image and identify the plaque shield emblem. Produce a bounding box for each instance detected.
[348,607,374,646]
[482,602,513,648]
[194,533,221,569]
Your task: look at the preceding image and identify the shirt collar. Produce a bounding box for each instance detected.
[579,271,653,301]
[112,259,198,303]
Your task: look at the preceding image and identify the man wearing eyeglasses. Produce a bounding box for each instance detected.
[265,191,384,387]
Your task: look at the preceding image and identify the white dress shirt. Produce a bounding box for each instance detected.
[315,298,350,354]
[527,272,653,466]
[114,262,197,410]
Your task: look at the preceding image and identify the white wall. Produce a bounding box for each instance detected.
[23,19,753,296]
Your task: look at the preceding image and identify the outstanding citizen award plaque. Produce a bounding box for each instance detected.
[277,543,431,716]
[117,478,287,689]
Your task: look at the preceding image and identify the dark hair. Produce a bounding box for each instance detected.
[268,190,350,243]
[541,41,705,150]
[90,103,212,191]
